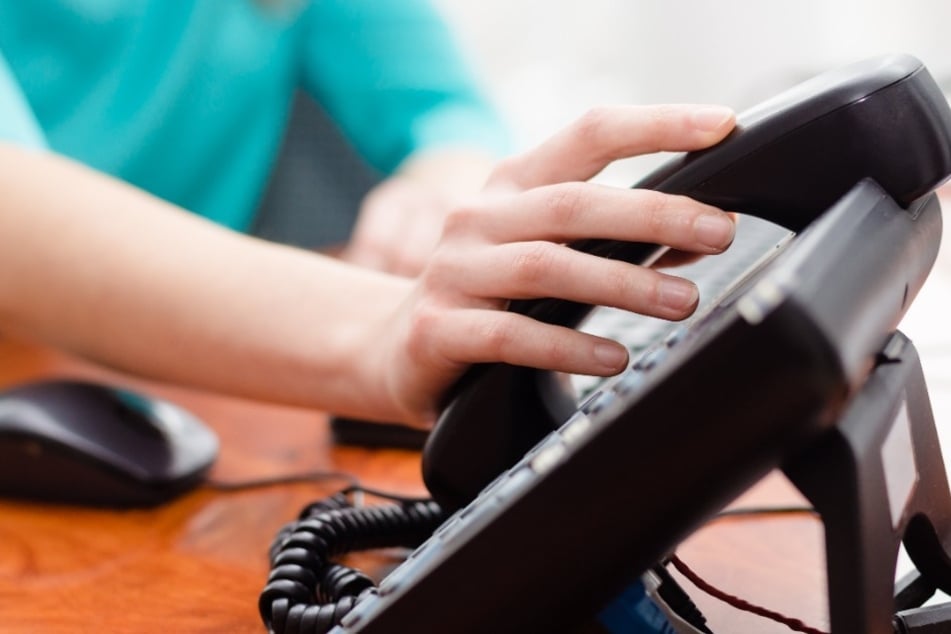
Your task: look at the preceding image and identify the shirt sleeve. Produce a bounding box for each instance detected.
[0,49,46,148]
[300,0,509,174]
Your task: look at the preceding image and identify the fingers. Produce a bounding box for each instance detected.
[489,104,735,190]
[348,217,435,277]
[444,183,736,254]
[419,307,630,376]
[389,303,632,425]
[342,210,401,273]
[433,241,699,320]
[385,104,741,423]
[426,167,736,328]
[343,179,451,277]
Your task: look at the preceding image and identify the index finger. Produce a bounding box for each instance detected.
[491,104,735,190]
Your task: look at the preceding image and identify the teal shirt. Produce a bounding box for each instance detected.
[0,0,507,230]
[0,53,45,148]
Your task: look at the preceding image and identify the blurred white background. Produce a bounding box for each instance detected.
[435,0,951,184]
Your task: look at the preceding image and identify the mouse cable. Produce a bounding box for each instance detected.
[206,472,435,515]
[204,470,360,492]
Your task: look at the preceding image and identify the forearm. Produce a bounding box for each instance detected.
[0,145,412,417]
[0,105,738,429]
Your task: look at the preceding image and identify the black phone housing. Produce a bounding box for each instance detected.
[422,54,951,512]
[340,182,943,633]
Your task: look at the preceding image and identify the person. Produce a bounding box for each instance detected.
[0,0,509,276]
[0,103,737,428]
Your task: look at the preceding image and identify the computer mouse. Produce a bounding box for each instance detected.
[0,379,219,508]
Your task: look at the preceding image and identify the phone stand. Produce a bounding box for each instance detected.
[784,330,951,633]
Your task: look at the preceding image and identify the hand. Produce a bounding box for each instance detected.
[369,104,738,426]
[342,150,495,277]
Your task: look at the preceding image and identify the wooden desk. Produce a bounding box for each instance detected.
[0,335,832,634]
[11,194,951,634]
[0,337,427,633]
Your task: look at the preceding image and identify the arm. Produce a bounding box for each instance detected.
[0,104,736,427]
[341,147,496,275]
[0,145,413,419]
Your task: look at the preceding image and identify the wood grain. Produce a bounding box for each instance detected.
[0,335,827,633]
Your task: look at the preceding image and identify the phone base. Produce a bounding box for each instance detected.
[784,331,951,633]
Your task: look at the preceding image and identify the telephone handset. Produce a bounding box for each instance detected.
[423,54,951,511]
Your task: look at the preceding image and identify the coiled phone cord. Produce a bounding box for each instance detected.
[258,486,447,634]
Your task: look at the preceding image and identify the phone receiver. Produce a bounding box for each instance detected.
[423,54,951,511]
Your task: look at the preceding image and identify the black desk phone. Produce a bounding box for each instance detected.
[423,53,951,511]
[263,55,951,634]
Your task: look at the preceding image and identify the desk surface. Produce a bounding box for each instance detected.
[9,204,951,634]
[8,200,951,634]
[0,336,828,634]
[0,337,430,633]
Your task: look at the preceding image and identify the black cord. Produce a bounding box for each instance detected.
[206,471,434,506]
[206,470,360,492]
[651,563,714,633]
[259,486,448,634]
[255,481,817,634]
[335,484,434,505]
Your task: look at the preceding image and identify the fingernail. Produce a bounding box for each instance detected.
[594,342,628,372]
[691,106,734,131]
[658,279,698,311]
[694,214,735,250]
